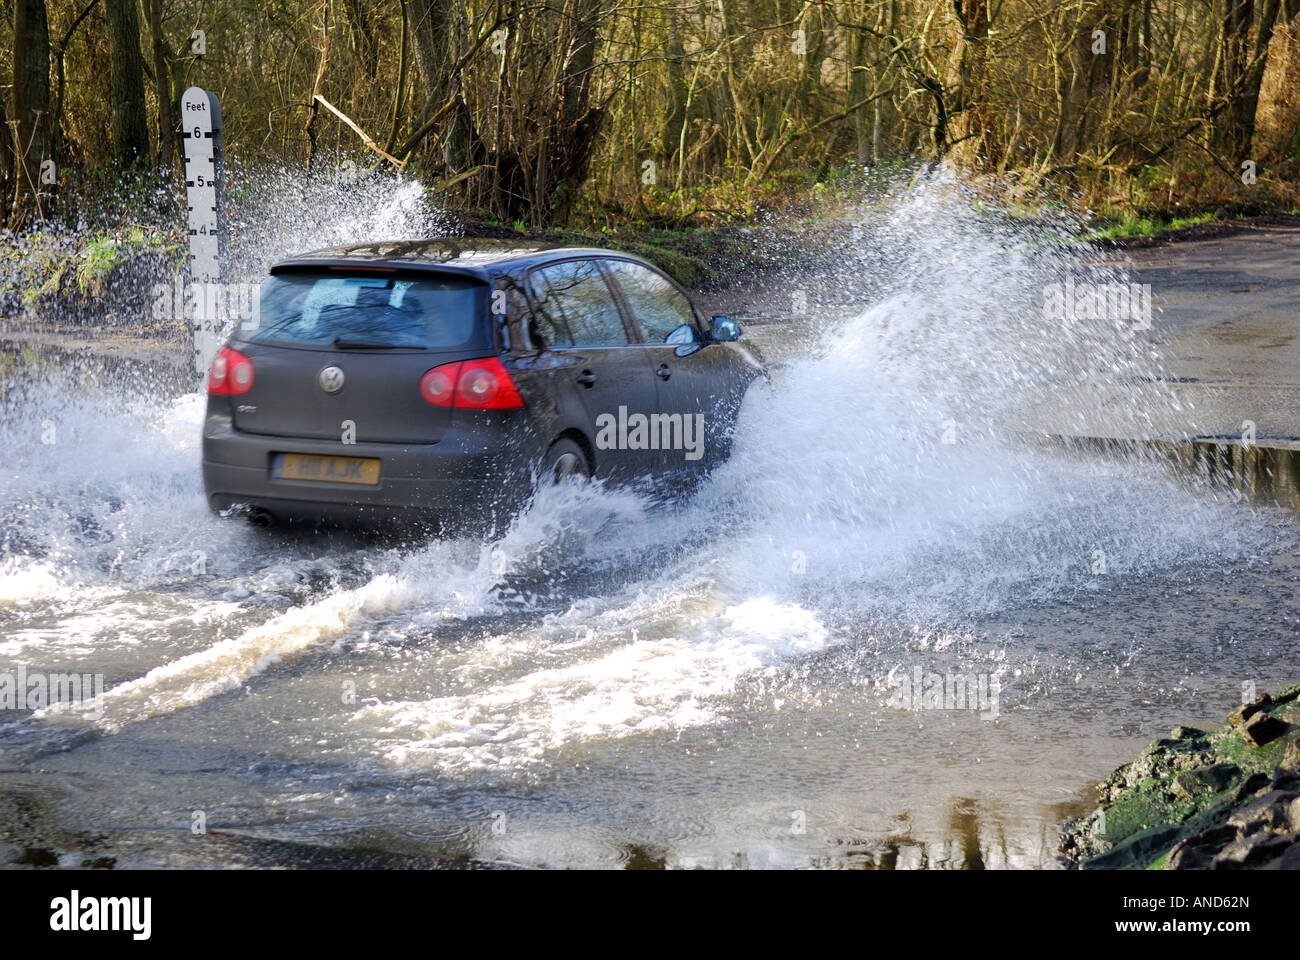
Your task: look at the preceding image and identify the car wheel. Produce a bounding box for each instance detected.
[541,438,590,485]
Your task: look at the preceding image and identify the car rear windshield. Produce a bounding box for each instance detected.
[241,272,485,349]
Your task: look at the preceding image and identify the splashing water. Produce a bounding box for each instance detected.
[221,158,455,280]
[0,156,450,332]
[2,167,1297,868]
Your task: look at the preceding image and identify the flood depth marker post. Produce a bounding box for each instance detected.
[181,87,225,380]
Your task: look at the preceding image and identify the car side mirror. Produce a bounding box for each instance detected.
[665,323,698,346]
[708,316,741,342]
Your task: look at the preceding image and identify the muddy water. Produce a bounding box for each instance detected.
[1,173,1297,869]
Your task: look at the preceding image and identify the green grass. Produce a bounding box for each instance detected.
[5,224,183,312]
[1084,210,1221,243]
[74,235,126,294]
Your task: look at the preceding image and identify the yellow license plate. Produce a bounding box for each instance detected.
[274,453,381,485]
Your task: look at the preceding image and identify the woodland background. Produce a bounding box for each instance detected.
[2,0,1299,234]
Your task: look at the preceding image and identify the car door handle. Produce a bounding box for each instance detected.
[656,364,671,381]
[576,370,596,387]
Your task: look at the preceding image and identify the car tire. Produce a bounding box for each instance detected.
[541,438,590,486]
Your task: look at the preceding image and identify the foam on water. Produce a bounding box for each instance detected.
[352,596,829,774]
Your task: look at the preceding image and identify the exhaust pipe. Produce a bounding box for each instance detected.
[247,507,276,527]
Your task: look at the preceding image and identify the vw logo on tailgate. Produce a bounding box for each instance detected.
[318,365,345,394]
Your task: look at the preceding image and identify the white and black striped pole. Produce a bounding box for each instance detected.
[181,87,224,379]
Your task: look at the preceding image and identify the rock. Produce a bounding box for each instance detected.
[1283,738,1300,769]
[12,847,59,867]
[1173,762,1241,798]
[1273,685,1300,706]
[1170,725,1206,741]
[1167,824,1237,869]
[1271,767,1300,791]
[1233,772,1271,802]
[1100,743,1207,802]
[1243,711,1289,746]
[1227,790,1300,834]
[1082,824,1184,870]
[1213,831,1298,869]
[1260,839,1300,869]
[1167,844,1214,869]
[1228,700,1267,727]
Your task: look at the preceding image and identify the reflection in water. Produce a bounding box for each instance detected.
[621,844,669,870]
[1057,435,1300,516]
[949,799,987,870]
[1185,441,1300,513]
[799,795,1106,870]
[827,803,993,870]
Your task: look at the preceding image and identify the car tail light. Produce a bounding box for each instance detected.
[419,363,459,407]
[456,357,524,408]
[208,346,255,395]
[420,358,524,410]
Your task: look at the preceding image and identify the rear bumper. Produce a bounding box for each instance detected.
[201,411,536,525]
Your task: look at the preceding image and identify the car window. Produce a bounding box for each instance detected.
[497,282,534,352]
[605,260,697,343]
[530,260,629,347]
[525,269,573,348]
[244,273,483,348]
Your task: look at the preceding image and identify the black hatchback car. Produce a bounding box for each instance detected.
[201,240,766,527]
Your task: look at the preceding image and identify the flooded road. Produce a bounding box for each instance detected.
[2,174,1298,869]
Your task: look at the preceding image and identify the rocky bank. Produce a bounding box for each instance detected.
[1060,683,1300,869]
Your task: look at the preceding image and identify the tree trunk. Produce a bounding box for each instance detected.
[549,0,603,224]
[952,0,995,165]
[401,0,471,170]
[403,0,440,95]
[848,11,869,164]
[343,0,380,81]
[663,11,687,167]
[1210,0,1255,156]
[0,96,12,225]
[1053,0,1123,160]
[105,0,151,165]
[1233,0,1283,159]
[146,0,175,168]
[10,0,51,227]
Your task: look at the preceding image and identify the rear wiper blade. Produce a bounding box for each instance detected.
[331,337,422,350]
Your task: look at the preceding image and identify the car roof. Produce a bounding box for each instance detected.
[269,239,649,280]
